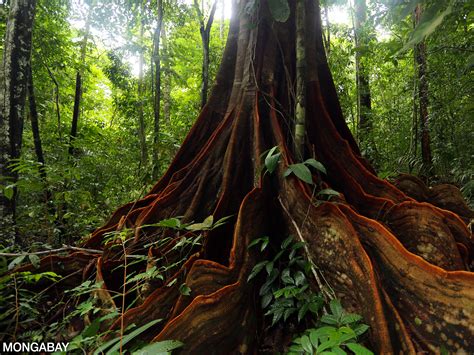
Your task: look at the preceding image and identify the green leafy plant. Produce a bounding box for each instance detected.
[284,158,327,185]
[287,299,372,355]
[248,236,324,325]
[263,146,282,175]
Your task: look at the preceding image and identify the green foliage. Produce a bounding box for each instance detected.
[287,299,372,355]
[264,146,282,174]
[0,212,227,350]
[395,1,454,52]
[325,0,473,188]
[248,235,324,326]
[283,158,327,185]
[248,236,372,354]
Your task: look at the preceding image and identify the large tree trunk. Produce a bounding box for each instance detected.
[414,4,433,176]
[0,0,37,243]
[11,0,474,353]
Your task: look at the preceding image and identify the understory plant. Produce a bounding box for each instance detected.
[248,236,373,355]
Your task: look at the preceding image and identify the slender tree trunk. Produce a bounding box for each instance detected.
[194,0,217,109]
[414,4,433,176]
[69,5,92,156]
[27,66,47,188]
[162,28,171,124]
[13,1,474,353]
[27,64,58,238]
[0,0,37,243]
[293,0,306,160]
[152,0,164,179]
[137,7,148,169]
[410,57,418,173]
[220,0,225,40]
[44,63,61,138]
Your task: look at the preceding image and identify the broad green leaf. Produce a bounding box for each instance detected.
[309,330,319,348]
[248,237,264,249]
[132,340,184,355]
[261,293,273,308]
[291,241,305,250]
[287,163,313,184]
[260,236,269,251]
[265,261,274,275]
[294,270,306,286]
[212,215,233,229]
[318,188,340,197]
[273,249,285,261]
[400,3,453,53]
[345,342,374,355]
[8,255,25,270]
[281,268,293,284]
[179,283,191,296]
[4,185,14,200]
[338,326,357,343]
[268,0,290,23]
[100,318,162,355]
[340,313,362,325]
[329,299,344,318]
[186,215,214,231]
[156,218,181,229]
[265,146,281,174]
[28,254,41,269]
[304,158,327,174]
[297,302,309,322]
[281,235,293,249]
[353,323,370,336]
[300,335,313,353]
[321,314,339,326]
[331,346,347,355]
[248,261,267,281]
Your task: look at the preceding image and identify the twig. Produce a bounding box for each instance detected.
[0,245,103,257]
[278,197,335,301]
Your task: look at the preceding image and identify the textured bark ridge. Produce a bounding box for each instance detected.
[14,1,474,353]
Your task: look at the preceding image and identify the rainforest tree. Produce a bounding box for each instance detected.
[9,0,474,353]
[0,0,37,242]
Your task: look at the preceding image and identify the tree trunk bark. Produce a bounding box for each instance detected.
[162,28,171,124]
[27,65,49,196]
[414,4,433,177]
[137,5,148,170]
[0,0,37,243]
[43,62,62,138]
[12,1,474,353]
[152,0,164,180]
[194,0,217,109]
[69,5,92,156]
[293,0,306,160]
